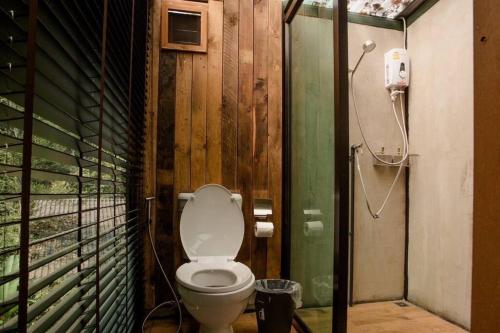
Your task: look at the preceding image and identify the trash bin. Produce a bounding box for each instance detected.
[255,279,302,333]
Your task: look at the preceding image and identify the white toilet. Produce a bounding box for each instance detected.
[176,184,255,333]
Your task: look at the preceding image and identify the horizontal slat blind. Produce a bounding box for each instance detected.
[0,0,148,331]
[0,0,27,329]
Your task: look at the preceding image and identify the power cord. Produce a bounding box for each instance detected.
[350,17,410,219]
[350,71,409,219]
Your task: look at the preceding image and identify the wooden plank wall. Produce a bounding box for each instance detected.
[146,0,283,305]
[471,1,500,332]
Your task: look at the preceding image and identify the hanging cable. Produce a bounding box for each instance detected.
[355,149,405,219]
[402,17,407,50]
[353,93,408,219]
[351,71,409,166]
[349,16,410,219]
[353,92,408,219]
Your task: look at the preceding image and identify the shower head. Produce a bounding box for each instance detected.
[362,40,376,53]
[350,40,377,74]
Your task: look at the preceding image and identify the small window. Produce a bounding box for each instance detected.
[168,10,201,45]
[162,1,208,53]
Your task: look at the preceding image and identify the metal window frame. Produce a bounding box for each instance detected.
[1,0,149,331]
[286,0,441,32]
[282,1,350,333]
[281,1,439,333]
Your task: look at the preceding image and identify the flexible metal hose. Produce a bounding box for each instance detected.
[350,70,409,165]
[142,218,183,333]
[350,69,409,218]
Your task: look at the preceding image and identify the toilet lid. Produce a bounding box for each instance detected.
[180,184,244,261]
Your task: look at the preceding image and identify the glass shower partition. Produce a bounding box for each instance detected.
[283,1,350,332]
[286,3,336,332]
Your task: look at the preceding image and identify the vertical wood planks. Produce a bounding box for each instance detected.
[206,0,223,184]
[155,51,177,301]
[253,0,269,196]
[237,0,254,267]
[267,0,283,278]
[173,53,193,269]
[222,0,239,190]
[148,0,283,300]
[191,54,208,190]
[144,0,162,310]
[251,0,269,279]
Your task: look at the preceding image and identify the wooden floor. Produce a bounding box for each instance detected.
[348,301,468,333]
[144,301,467,333]
[143,312,298,333]
[297,301,468,333]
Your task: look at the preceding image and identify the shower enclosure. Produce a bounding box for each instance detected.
[282,1,349,332]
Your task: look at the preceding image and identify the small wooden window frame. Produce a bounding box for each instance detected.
[161,0,208,53]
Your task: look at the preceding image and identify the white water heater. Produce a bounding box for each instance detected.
[385,48,410,89]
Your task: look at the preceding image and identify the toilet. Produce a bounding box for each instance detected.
[176,184,255,333]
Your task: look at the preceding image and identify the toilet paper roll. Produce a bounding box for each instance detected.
[254,222,274,238]
[304,221,324,237]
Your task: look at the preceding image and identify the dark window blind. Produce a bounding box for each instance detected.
[0,0,148,331]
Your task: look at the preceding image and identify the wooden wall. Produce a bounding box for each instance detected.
[144,0,282,306]
[471,1,500,332]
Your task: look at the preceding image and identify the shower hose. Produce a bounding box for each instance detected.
[350,71,409,219]
[142,214,182,333]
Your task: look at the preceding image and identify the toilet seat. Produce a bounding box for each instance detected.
[176,185,255,333]
[177,184,253,294]
[180,184,244,261]
[176,260,253,293]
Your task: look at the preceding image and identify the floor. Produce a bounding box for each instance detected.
[143,312,298,333]
[349,301,468,333]
[297,301,468,333]
[144,301,467,333]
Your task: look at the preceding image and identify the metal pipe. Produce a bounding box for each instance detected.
[96,0,110,331]
[18,0,39,331]
[126,0,136,329]
[145,197,156,224]
[349,144,360,307]
[351,51,366,74]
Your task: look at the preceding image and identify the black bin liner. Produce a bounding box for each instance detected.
[254,279,302,333]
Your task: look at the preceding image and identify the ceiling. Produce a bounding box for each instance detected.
[348,0,416,18]
[300,0,417,19]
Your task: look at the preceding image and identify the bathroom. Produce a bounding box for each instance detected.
[0,0,498,332]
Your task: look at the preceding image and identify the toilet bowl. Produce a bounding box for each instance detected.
[176,184,255,333]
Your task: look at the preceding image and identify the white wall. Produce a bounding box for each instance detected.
[348,23,406,303]
[407,0,473,328]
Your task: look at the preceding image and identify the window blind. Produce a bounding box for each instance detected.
[0,0,148,331]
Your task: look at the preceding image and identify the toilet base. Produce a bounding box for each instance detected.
[199,325,234,333]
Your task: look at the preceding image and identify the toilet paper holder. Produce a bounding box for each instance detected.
[254,198,273,220]
[304,209,322,221]
[254,198,274,238]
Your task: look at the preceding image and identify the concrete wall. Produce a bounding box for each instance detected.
[407,0,473,328]
[348,23,406,303]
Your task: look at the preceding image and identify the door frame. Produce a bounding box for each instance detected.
[281,1,350,332]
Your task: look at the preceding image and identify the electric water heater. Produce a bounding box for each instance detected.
[384,48,410,89]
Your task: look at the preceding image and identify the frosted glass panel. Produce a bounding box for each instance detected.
[289,8,334,333]
[348,0,416,18]
[298,0,417,17]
